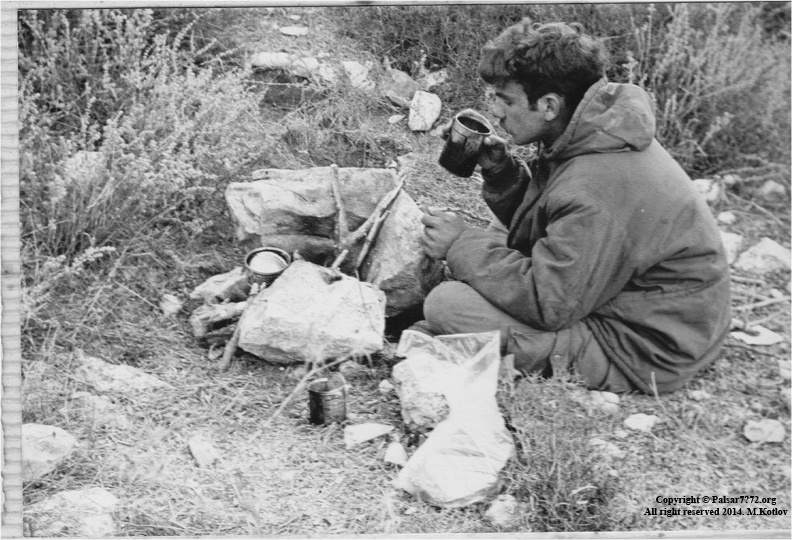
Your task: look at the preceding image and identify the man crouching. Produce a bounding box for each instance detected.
[416,20,731,394]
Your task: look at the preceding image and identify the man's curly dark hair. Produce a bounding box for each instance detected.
[478,20,610,112]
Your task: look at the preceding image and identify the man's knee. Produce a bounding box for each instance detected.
[423,281,474,327]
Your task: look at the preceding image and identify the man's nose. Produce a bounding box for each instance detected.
[489,103,504,121]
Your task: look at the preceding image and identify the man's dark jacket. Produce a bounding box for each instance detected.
[445,79,731,393]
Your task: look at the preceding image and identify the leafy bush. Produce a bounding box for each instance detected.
[623,3,791,174]
[331,3,790,176]
[19,9,268,259]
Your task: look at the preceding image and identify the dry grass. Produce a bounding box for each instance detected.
[20,5,791,537]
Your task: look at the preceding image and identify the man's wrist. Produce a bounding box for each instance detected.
[482,155,518,186]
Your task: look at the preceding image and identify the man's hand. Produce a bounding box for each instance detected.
[438,109,510,173]
[478,133,510,172]
[420,207,468,260]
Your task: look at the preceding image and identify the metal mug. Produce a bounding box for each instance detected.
[438,111,493,177]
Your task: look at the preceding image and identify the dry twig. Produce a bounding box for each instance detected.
[733,295,791,312]
[330,178,404,270]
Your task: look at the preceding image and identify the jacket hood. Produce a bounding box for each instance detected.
[545,79,656,161]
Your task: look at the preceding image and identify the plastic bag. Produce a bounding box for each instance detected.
[392,330,515,507]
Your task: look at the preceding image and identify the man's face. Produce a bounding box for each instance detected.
[490,81,550,146]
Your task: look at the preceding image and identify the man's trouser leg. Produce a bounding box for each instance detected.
[423,281,635,393]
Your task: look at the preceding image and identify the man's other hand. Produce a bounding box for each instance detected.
[420,207,468,260]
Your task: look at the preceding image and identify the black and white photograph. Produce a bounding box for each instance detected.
[4,1,791,537]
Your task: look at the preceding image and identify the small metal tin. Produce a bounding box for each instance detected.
[244,247,291,286]
[308,376,347,425]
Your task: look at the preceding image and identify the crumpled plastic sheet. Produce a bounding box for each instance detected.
[393,330,516,507]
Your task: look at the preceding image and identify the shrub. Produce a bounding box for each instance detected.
[624,3,791,175]
[19,9,269,259]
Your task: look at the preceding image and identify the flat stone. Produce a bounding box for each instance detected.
[384,441,408,466]
[720,231,744,265]
[484,494,519,527]
[717,211,737,225]
[76,355,172,395]
[408,91,442,132]
[344,423,394,449]
[388,114,406,124]
[734,237,791,274]
[188,435,221,468]
[378,379,395,395]
[279,25,308,37]
[624,413,659,433]
[25,487,119,537]
[744,418,786,443]
[688,389,713,401]
[237,260,386,364]
[22,424,76,482]
[731,324,784,346]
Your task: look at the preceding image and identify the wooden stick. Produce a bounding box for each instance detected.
[330,164,349,244]
[330,179,405,271]
[330,249,349,271]
[733,296,791,312]
[354,210,389,272]
[747,308,787,329]
[218,324,242,371]
[731,275,767,285]
[338,179,404,252]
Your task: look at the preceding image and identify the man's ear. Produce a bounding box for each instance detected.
[539,93,564,121]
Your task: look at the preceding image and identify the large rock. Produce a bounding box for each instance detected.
[25,487,119,537]
[76,355,172,395]
[361,192,445,316]
[225,167,398,266]
[22,423,76,482]
[250,51,339,83]
[734,237,791,275]
[237,260,386,364]
[408,91,442,132]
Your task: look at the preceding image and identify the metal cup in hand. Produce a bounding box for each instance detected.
[438,111,493,177]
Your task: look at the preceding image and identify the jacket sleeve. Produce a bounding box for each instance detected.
[445,190,633,332]
[480,155,531,228]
